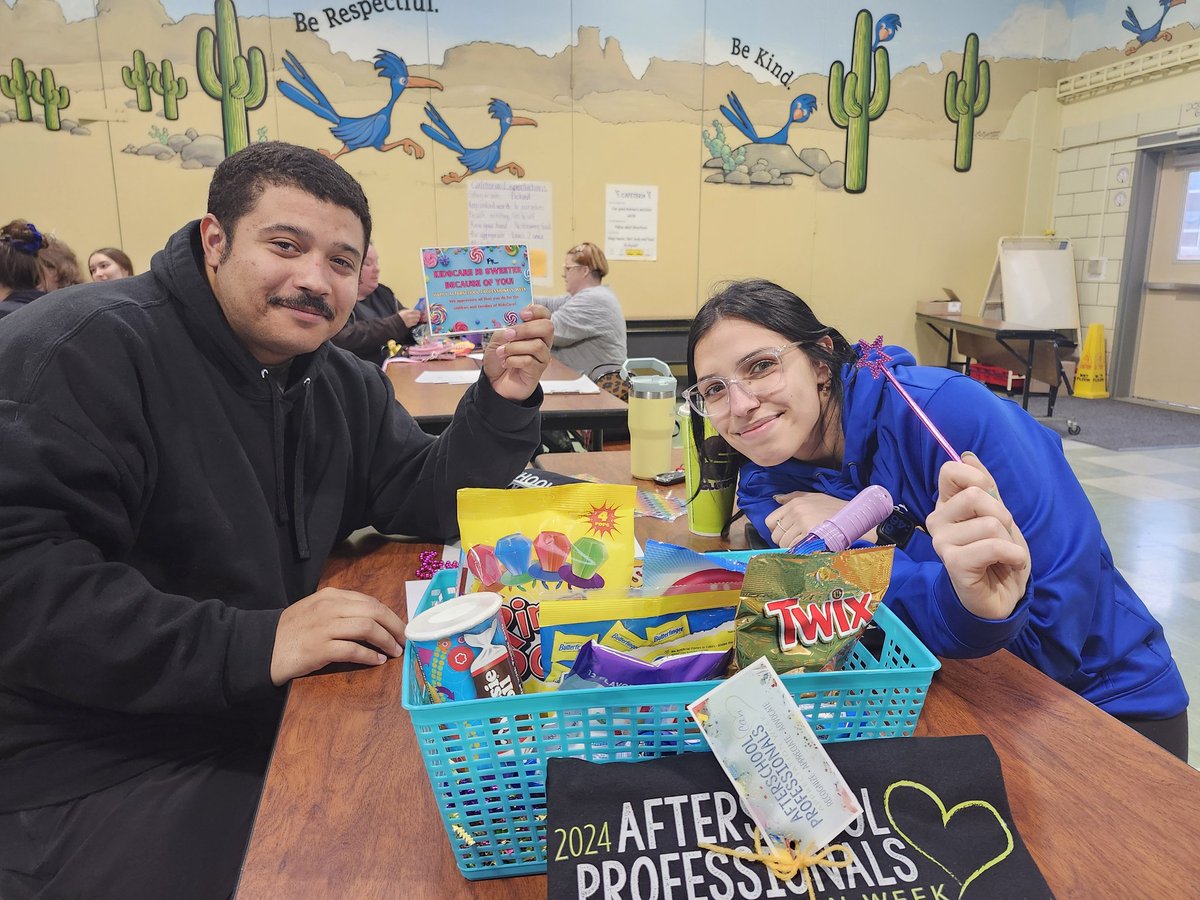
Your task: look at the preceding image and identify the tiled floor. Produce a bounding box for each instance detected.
[1063,440,1200,768]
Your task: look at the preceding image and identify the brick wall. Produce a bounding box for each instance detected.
[1052,100,1200,356]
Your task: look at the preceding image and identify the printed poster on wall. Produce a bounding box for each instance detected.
[467,181,554,287]
[419,245,533,336]
[605,184,658,261]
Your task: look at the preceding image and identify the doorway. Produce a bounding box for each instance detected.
[1113,140,1200,408]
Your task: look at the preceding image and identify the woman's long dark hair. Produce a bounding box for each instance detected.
[685,279,857,494]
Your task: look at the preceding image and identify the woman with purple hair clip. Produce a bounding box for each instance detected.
[683,278,1188,760]
[0,220,48,319]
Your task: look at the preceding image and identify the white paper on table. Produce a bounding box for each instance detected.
[539,375,601,395]
[404,543,461,620]
[468,352,485,360]
[404,579,429,620]
[415,370,481,385]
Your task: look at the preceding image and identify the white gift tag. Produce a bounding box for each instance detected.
[688,657,861,854]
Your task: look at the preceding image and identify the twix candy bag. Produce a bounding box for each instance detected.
[735,547,894,674]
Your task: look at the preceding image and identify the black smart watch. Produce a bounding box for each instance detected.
[876,504,919,549]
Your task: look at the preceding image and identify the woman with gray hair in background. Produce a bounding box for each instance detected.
[538,241,627,379]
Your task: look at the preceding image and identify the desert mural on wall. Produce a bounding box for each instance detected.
[2,0,1199,322]
[7,1,1197,176]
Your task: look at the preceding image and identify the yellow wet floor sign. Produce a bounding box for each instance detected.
[1075,322,1109,399]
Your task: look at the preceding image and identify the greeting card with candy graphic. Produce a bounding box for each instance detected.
[419,244,533,337]
[457,483,637,692]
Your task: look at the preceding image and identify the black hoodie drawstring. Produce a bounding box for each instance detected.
[262,369,289,527]
[262,369,314,561]
[292,378,313,560]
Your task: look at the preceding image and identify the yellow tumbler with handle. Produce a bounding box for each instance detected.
[621,358,677,480]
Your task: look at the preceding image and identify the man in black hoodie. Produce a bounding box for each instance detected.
[0,143,551,899]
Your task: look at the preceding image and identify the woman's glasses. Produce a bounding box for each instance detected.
[682,343,805,417]
[561,264,587,277]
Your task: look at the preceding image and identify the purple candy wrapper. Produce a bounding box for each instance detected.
[558,640,732,691]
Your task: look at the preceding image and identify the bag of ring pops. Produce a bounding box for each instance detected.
[457,483,637,692]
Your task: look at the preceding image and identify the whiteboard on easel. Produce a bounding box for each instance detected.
[980,237,1081,332]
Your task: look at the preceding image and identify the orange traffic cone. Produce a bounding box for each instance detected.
[1074,323,1109,399]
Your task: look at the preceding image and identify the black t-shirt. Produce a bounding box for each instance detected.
[546,735,1052,899]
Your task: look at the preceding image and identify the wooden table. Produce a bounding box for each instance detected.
[916,312,1076,416]
[536,449,750,552]
[386,357,628,450]
[237,452,1200,899]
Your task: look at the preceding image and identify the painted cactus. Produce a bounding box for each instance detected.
[151,58,189,121]
[196,0,266,157]
[945,32,990,173]
[122,50,156,113]
[0,58,34,122]
[29,67,70,131]
[702,119,747,174]
[828,9,891,194]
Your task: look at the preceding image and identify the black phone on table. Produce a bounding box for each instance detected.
[652,470,685,486]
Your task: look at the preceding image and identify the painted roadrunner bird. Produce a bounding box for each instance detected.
[1122,0,1187,54]
[874,13,902,49]
[420,98,537,184]
[720,92,818,145]
[277,49,443,160]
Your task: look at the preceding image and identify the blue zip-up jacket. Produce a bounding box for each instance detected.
[738,345,1187,720]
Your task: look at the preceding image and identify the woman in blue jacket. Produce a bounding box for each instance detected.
[684,279,1188,759]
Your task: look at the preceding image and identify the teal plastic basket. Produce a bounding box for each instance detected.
[402,564,940,880]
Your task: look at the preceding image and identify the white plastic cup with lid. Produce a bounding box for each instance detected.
[407,592,522,703]
[621,358,677,480]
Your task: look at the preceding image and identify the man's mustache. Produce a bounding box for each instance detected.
[269,292,334,321]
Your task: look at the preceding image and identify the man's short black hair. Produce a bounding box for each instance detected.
[206,141,373,251]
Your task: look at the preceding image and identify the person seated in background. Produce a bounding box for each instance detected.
[331,243,423,365]
[0,141,552,899]
[88,247,134,282]
[0,220,47,319]
[37,235,85,293]
[683,278,1188,760]
[538,242,627,379]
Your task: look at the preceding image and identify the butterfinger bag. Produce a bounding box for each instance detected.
[538,590,739,687]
